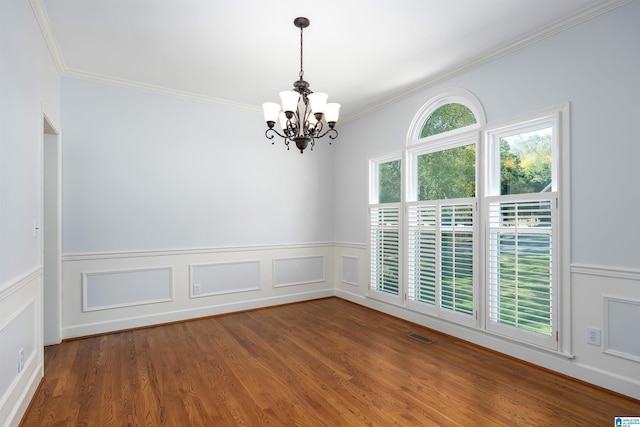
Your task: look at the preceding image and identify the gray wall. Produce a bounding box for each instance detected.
[61,78,335,254]
[0,0,60,423]
[334,0,640,269]
[0,0,60,286]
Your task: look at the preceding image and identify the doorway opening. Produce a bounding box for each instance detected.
[43,114,61,345]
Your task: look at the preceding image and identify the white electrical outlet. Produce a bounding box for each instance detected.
[586,326,601,346]
[193,283,201,296]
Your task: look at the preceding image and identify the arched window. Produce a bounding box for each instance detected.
[420,102,477,138]
[407,88,485,144]
[402,89,484,327]
[370,88,568,353]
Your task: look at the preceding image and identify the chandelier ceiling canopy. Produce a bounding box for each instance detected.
[262,17,340,154]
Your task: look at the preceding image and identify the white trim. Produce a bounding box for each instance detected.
[571,263,640,281]
[28,0,66,73]
[344,0,630,124]
[0,297,37,339]
[334,241,367,250]
[0,267,41,302]
[62,242,335,261]
[62,68,260,113]
[41,110,62,346]
[62,289,334,339]
[407,88,486,145]
[337,289,640,398]
[369,153,403,204]
[406,132,479,202]
[28,0,629,124]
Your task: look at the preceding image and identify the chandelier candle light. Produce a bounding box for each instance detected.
[262,17,340,153]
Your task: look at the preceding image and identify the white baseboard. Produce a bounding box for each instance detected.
[62,288,334,339]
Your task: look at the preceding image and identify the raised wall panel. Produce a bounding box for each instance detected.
[0,269,43,427]
[273,256,325,287]
[190,261,260,297]
[341,256,359,285]
[605,296,640,362]
[0,301,35,407]
[82,267,173,311]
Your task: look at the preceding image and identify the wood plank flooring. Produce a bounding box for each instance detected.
[21,297,640,426]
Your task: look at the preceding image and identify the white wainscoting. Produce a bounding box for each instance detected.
[333,242,368,297]
[570,264,640,398]
[61,243,335,339]
[0,268,43,427]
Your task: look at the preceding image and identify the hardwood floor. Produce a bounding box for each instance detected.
[21,298,640,426]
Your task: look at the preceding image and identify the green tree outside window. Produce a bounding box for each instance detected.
[420,103,477,138]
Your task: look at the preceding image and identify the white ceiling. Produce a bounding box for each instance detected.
[36,0,625,121]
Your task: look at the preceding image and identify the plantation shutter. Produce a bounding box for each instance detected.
[441,204,474,316]
[407,201,475,322]
[407,204,437,305]
[370,206,400,295]
[487,193,557,349]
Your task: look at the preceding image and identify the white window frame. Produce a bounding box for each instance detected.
[367,91,571,356]
[407,88,485,145]
[405,132,479,327]
[368,153,403,306]
[405,198,478,327]
[483,104,570,353]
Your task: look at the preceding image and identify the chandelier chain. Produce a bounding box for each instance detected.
[299,25,304,80]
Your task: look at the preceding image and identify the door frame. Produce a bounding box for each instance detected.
[42,112,62,346]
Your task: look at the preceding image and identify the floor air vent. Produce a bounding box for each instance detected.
[408,333,434,344]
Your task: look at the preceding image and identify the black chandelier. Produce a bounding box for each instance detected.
[262,17,340,153]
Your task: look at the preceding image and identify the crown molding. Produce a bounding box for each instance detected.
[29,0,630,121]
[344,0,632,124]
[28,0,259,112]
[62,68,261,112]
[29,0,66,73]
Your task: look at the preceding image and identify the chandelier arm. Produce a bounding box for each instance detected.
[311,119,324,137]
[265,127,287,141]
[315,128,338,140]
[286,110,300,137]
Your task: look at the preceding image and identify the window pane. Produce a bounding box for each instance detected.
[501,128,552,195]
[418,144,475,201]
[379,160,401,203]
[420,103,477,138]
